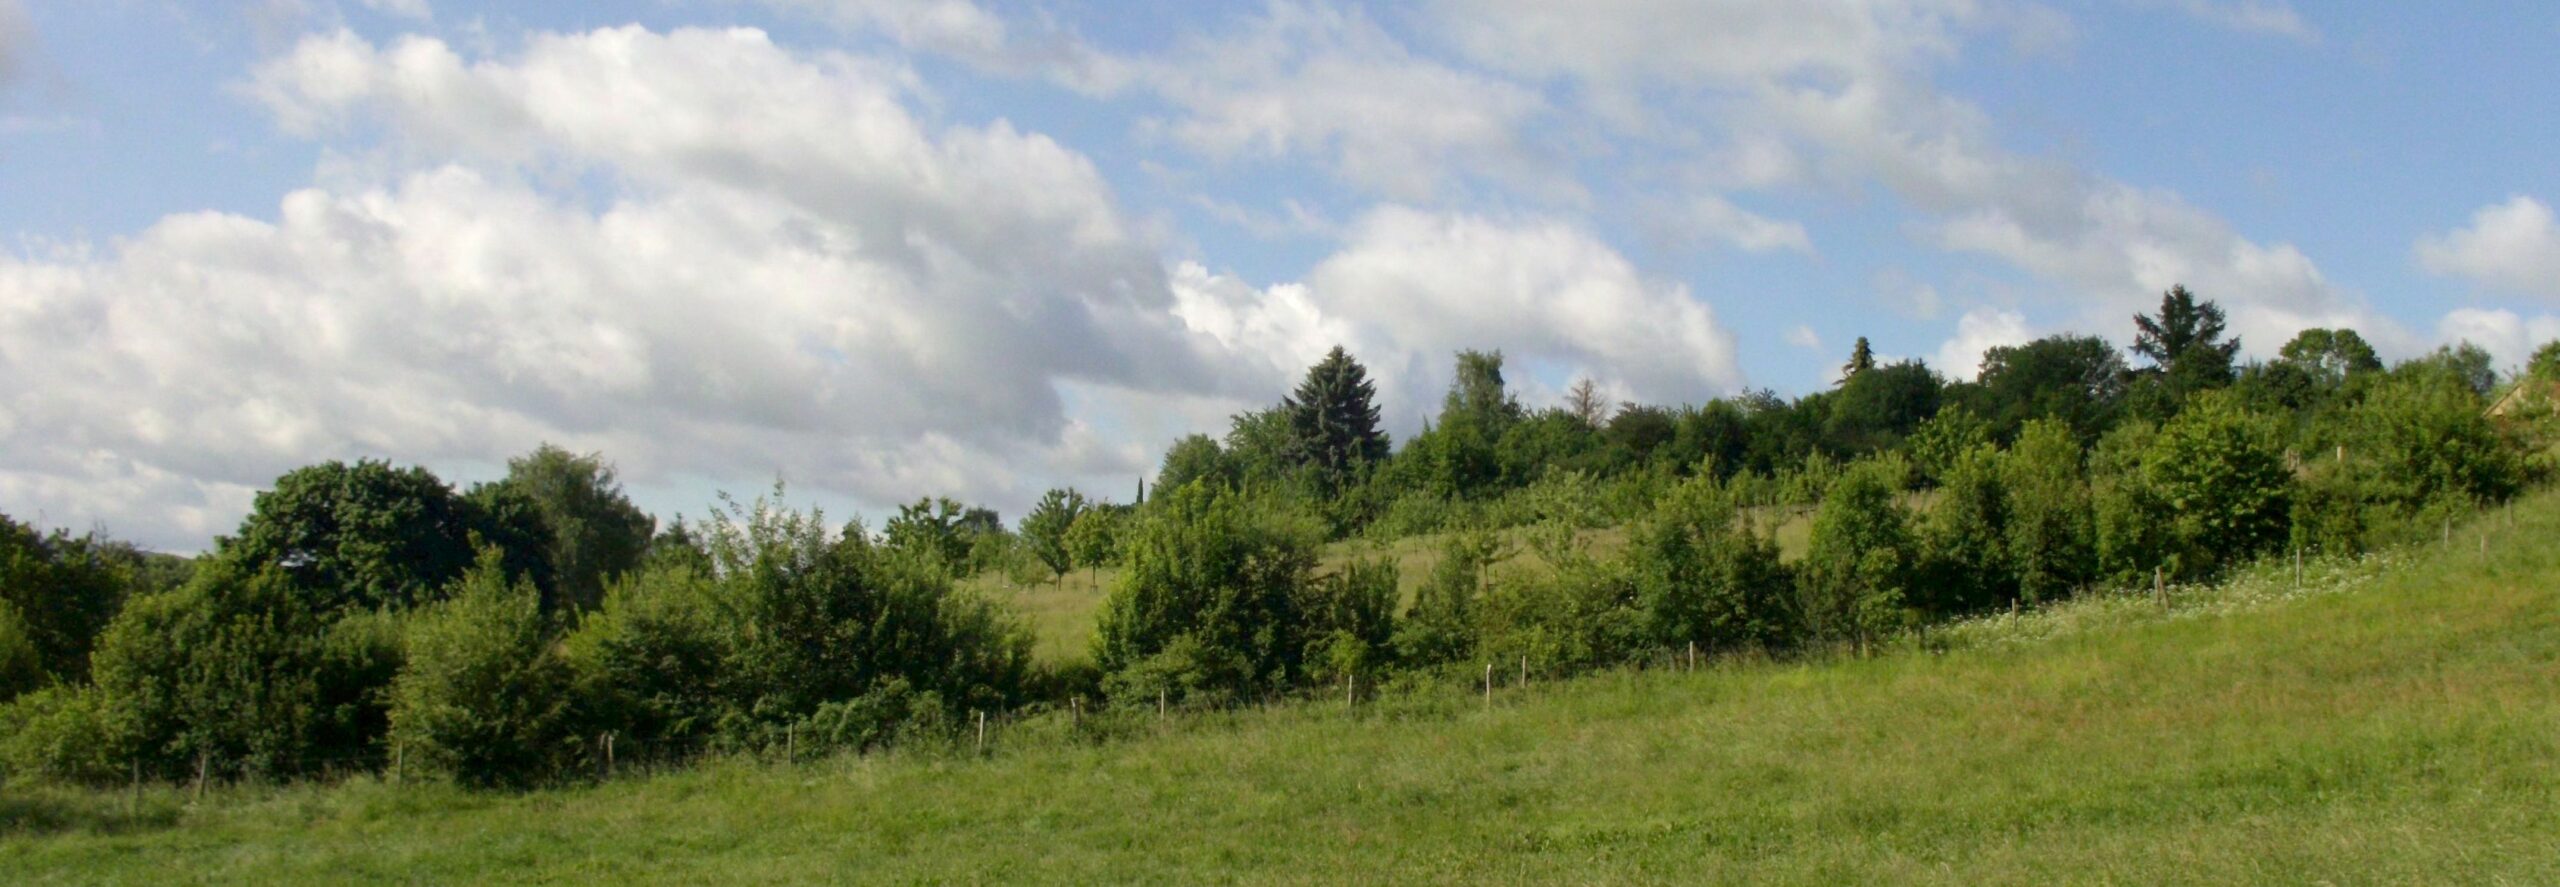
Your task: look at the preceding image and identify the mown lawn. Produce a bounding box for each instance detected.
[3,495,2553,884]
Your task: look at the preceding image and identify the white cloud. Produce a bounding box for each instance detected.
[2436,308,2560,372]
[1933,306,2034,381]
[1785,324,1824,352]
[4,26,1295,549]
[2155,0,2317,42]
[2417,196,2560,301]
[1681,195,1813,254]
[1175,206,1745,428]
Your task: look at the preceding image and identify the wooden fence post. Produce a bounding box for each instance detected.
[193,752,207,805]
[1158,689,1166,721]
[975,710,987,755]
[1484,662,1493,709]
[2154,566,2166,611]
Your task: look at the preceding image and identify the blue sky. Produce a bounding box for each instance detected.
[3,0,2557,551]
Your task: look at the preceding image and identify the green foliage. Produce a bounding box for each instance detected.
[1966,333,2129,442]
[1298,558,1397,680]
[1020,488,1089,580]
[1795,459,1915,652]
[1282,346,1391,491]
[1092,482,1316,703]
[1824,360,1943,454]
[1063,506,1125,571]
[478,444,655,613]
[704,489,1030,735]
[1842,336,1876,379]
[881,497,1000,572]
[1155,434,1235,494]
[2275,328,2382,391]
[0,686,123,785]
[2531,340,2560,383]
[389,551,575,788]
[1903,403,1992,486]
[0,518,129,696]
[2142,392,2292,577]
[2345,365,2523,513]
[1625,475,1790,654]
[1445,349,1525,432]
[2003,420,2095,603]
[88,557,365,781]
[2400,342,2498,397]
[1394,531,1502,666]
[560,563,727,754]
[2131,284,2240,399]
[222,460,541,614]
[1915,444,2013,615]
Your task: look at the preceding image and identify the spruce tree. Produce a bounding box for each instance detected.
[1842,336,1876,380]
[1283,345,1390,487]
[2132,285,2240,396]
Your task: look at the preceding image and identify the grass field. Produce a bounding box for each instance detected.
[4,493,2554,884]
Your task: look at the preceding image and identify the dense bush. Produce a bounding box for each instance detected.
[389,553,576,788]
[1094,482,1318,704]
[1624,475,1790,655]
[2002,420,2095,603]
[1795,460,1916,653]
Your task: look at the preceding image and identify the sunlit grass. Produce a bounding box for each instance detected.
[8,491,2554,883]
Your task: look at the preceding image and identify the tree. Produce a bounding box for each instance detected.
[2142,391,2291,577]
[1020,488,1089,581]
[1064,507,1125,580]
[1156,434,1233,494]
[1795,459,1915,652]
[2400,342,2498,397]
[2003,419,2095,603]
[1300,558,1397,682]
[1565,378,1607,427]
[2131,285,2240,398]
[1841,336,1876,380]
[2349,364,2523,512]
[1282,346,1391,490]
[882,497,995,571]
[1394,530,1501,666]
[2275,328,2383,389]
[389,550,574,788]
[1445,350,1524,432]
[1968,334,2129,441]
[1626,475,1789,654]
[478,445,655,614]
[0,517,130,693]
[222,460,543,614]
[1092,482,1316,703]
[1824,359,1944,454]
[1914,444,2012,615]
[2532,340,2560,383]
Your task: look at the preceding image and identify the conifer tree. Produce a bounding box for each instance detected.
[1283,346,1390,487]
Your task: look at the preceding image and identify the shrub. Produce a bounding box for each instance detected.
[1914,443,2013,615]
[1625,475,1790,655]
[2003,419,2096,603]
[388,552,575,788]
[1394,530,1502,667]
[2144,391,2292,577]
[1093,482,1316,704]
[1795,459,1915,653]
[1299,558,1397,680]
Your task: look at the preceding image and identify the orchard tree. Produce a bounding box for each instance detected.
[1019,488,1089,581]
[2142,391,2291,577]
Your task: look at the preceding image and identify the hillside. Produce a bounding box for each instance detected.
[5,491,2555,883]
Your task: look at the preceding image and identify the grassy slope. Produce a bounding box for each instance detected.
[6,496,2557,884]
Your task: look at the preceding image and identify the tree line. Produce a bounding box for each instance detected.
[3,286,2555,788]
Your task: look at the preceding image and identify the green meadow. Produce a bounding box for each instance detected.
[6,491,2551,884]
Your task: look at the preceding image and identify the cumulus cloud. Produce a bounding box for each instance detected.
[5,26,1280,548]
[1175,206,1745,427]
[1933,306,2034,381]
[2417,196,2560,301]
[2436,308,2560,372]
